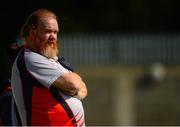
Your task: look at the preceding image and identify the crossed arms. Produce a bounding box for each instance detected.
[52,72,87,100]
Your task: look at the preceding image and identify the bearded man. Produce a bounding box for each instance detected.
[11,9,87,126]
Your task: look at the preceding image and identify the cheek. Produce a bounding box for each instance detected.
[40,35,48,42]
[54,34,58,40]
[45,34,50,40]
[37,33,49,42]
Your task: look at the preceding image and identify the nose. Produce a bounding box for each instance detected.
[49,35,56,41]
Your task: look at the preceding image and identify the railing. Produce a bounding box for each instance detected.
[60,33,180,65]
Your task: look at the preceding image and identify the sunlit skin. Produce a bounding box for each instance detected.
[32,17,59,60]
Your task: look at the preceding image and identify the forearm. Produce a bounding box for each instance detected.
[52,72,82,96]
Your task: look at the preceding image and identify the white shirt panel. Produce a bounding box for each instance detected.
[11,58,27,125]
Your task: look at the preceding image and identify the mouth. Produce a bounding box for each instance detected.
[47,40,56,45]
[46,40,57,49]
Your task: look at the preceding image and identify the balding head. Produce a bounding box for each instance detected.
[21,9,58,38]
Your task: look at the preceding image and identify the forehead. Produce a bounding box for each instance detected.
[38,17,59,30]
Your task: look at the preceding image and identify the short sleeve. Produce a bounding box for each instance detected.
[24,49,69,88]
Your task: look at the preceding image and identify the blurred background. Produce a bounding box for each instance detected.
[1,0,180,125]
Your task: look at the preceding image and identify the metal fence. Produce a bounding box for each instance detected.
[60,33,180,65]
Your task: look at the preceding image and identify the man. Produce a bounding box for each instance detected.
[11,9,87,126]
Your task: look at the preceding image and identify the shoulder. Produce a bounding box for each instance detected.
[24,48,46,63]
[24,48,68,72]
[24,48,52,67]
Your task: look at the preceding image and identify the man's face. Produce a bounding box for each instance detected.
[33,17,59,60]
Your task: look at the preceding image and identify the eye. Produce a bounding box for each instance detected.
[54,31,58,34]
[47,30,52,33]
